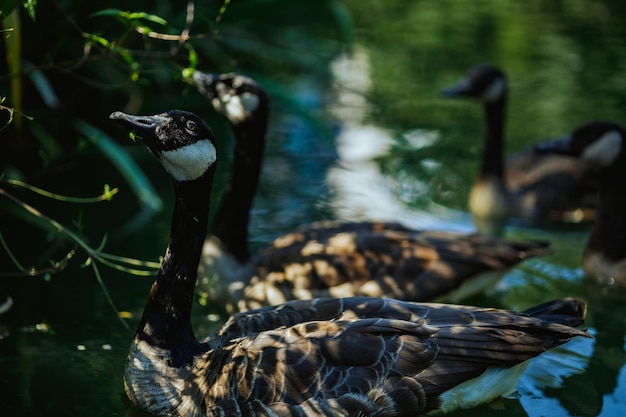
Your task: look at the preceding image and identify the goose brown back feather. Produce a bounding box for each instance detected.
[240,220,549,311]
[129,296,590,417]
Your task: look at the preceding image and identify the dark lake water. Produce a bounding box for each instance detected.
[2,1,626,416]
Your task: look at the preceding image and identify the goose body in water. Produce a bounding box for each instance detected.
[190,71,551,312]
[534,120,626,285]
[110,108,590,417]
[443,65,600,234]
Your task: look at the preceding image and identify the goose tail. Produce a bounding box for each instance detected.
[522,297,588,329]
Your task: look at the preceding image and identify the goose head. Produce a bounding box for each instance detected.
[534,121,626,171]
[442,65,507,103]
[536,121,626,283]
[190,71,268,126]
[110,110,217,183]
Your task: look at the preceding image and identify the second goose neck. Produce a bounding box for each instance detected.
[212,118,267,263]
[480,98,506,180]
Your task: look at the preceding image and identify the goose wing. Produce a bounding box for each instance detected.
[239,221,549,310]
[506,149,599,221]
[405,230,549,300]
[202,297,588,416]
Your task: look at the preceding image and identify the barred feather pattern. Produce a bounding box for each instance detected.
[234,221,549,312]
[125,297,589,417]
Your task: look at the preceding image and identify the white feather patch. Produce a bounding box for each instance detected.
[225,95,245,122]
[582,130,622,167]
[224,93,260,123]
[159,139,217,182]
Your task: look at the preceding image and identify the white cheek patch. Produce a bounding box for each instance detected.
[482,77,505,102]
[224,93,259,124]
[225,95,246,123]
[159,139,217,181]
[582,130,622,167]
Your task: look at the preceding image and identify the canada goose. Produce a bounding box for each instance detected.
[443,65,600,234]
[533,120,626,285]
[110,108,590,417]
[190,71,551,312]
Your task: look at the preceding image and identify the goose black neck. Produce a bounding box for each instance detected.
[135,166,216,366]
[211,102,269,263]
[480,97,506,179]
[586,170,626,260]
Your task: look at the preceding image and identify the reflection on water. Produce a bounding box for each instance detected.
[3,2,626,416]
[542,281,626,417]
[327,47,474,232]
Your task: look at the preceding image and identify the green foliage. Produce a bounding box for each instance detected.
[22,0,34,19]
[0,0,353,319]
[0,0,18,19]
[0,180,161,328]
[90,8,168,26]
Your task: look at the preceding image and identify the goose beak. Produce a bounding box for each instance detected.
[110,111,168,143]
[441,79,472,98]
[191,71,219,99]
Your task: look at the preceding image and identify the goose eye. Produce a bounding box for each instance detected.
[185,120,197,133]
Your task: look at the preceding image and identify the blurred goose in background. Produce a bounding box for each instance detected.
[189,71,551,313]
[110,108,591,417]
[534,120,626,285]
[443,65,600,235]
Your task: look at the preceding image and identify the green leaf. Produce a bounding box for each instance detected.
[90,8,124,18]
[186,44,198,69]
[90,8,167,25]
[82,32,111,49]
[23,0,36,20]
[121,11,167,25]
